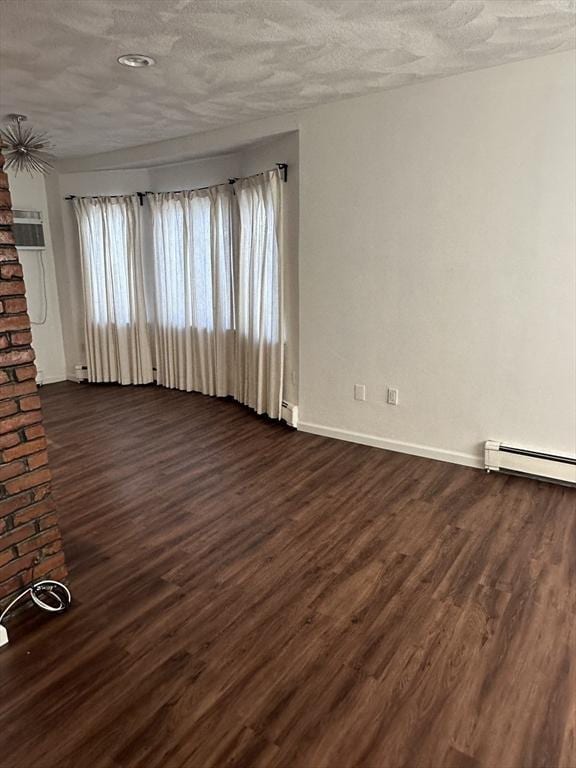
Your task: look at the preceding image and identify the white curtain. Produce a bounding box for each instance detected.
[73,170,284,419]
[234,171,284,418]
[150,169,283,418]
[72,196,153,385]
[148,186,235,396]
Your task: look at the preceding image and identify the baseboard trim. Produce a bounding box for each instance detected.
[39,374,68,385]
[298,421,482,469]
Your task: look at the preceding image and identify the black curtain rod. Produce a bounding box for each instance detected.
[64,191,151,207]
[64,163,288,205]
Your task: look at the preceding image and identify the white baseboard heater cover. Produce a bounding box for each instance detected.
[484,441,576,485]
[74,364,88,382]
[281,401,298,428]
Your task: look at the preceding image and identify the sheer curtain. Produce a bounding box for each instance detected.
[149,186,235,396]
[234,170,284,418]
[72,196,153,385]
[73,170,284,418]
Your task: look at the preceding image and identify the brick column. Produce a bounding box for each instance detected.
[0,145,67,611]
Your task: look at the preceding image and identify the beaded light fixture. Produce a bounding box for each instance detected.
[0,114,54,175]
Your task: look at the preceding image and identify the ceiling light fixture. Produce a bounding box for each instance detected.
[0,114,54,176]
[117,54,156,68]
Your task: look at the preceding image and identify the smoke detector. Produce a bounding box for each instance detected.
[117,54,156,68]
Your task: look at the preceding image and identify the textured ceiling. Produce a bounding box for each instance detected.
[1,0,575,158]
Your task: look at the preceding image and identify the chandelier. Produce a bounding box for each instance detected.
[0,114,54,176]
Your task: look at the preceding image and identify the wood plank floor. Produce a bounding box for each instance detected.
[0,381,574,768]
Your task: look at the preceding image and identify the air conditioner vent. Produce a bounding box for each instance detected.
[12,209,45,250]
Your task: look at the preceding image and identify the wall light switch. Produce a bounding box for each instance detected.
[387,387,399,406]
[354,384,366,401]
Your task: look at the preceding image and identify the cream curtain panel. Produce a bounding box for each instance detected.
[73,169,284,419]
[72,196,153,385]
[234,171,284,418]
[148,186,235,396]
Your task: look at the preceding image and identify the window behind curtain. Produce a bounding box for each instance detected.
[236,173,282,345]
[73,170,284,415]
[149,187,236,395]
[72,195,153,385]
[150,190,234,332]
[234,170,284,417]
[78,198,134,326]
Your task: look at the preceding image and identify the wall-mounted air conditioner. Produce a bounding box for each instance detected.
[12,210,45,250]
[484,440,576,486]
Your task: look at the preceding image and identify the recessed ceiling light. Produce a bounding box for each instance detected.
[117,54,156,68]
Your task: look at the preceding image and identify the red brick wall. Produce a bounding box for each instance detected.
[0,146,67,610]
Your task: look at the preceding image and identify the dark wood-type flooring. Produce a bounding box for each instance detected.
[1,381,575,768]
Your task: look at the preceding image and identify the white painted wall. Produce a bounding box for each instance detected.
[8,171,66,383]
[52,51,575,465]
[149,152,241,192]
[297,51,576,463]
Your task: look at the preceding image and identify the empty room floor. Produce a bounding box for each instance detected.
[0,382,574,768]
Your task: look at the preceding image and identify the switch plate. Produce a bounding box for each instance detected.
[387,387,399,406]
[354,384,366,401]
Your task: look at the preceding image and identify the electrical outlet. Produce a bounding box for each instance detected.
[354,384,366,401]
[387,387,399,406]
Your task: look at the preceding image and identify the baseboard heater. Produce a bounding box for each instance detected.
[281,401,298,428]
[74,364,88,382]
[484,440,576,486]
[74,365,160,382]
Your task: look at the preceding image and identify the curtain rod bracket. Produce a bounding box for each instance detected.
[276,163,288,183]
